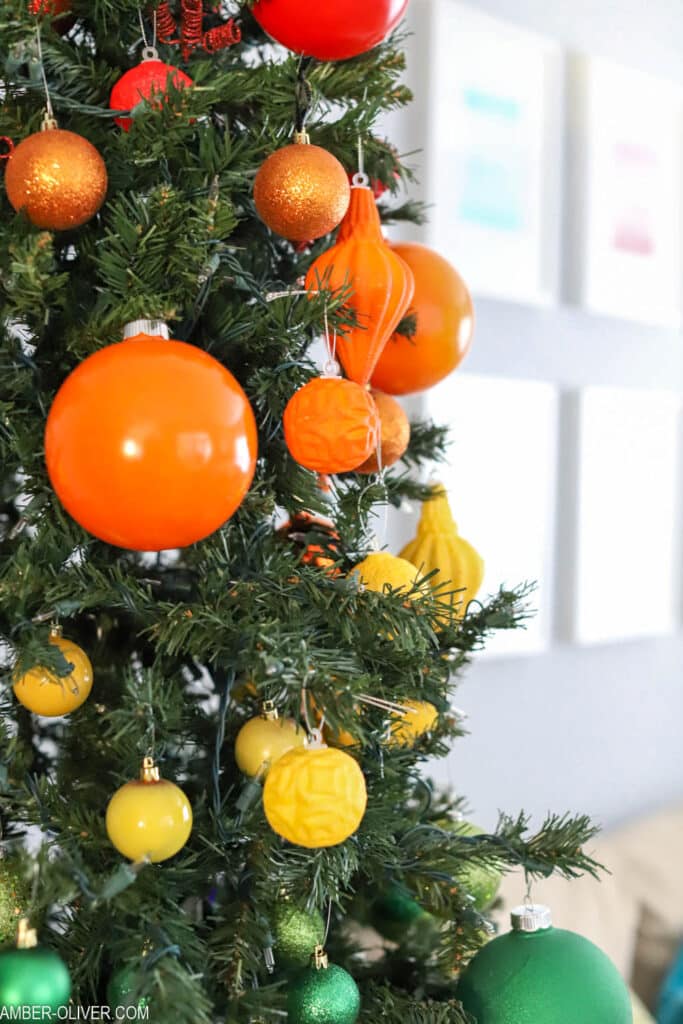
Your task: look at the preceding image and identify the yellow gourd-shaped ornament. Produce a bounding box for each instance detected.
[400,485,484,618]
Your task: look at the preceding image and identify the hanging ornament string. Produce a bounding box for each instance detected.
[35,25,57,129]
[321,303,339,378]
[137,5,159,60]
[294,55,314,136]
[353,135,370,189]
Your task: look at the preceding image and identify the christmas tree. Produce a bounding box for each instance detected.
[0,2,621,1022]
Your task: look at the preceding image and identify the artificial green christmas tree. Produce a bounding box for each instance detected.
[0,2,608,1021]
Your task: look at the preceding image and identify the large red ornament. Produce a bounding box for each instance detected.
[305,185,414,385]
[371,243,474,395]
[283,377,380,474]
[45,326,258,551]
[252,0,409,61]
[109,59,193,132]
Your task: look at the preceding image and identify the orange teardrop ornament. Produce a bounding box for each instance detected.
[305,186,414,385]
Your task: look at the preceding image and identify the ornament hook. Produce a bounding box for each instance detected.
[0,137,15,161]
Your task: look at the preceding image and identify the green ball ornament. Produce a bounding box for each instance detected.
[372,884,432,943]
[274,903,325,967]
[442,819,502,910]
[0,861,29,947]
[457,904,632,1024]
[107,964,149,1010]
[287,951,360,1024]
[0,944,71,1012]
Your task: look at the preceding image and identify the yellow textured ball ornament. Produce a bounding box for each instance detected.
[389,700,439,746]
[106,758,192,863]
[13,626,93,717]
[263,745,367,848]
[235,702,305,778]
[5,127,107,230]
[254,134,350,242]
[352,552,419,595]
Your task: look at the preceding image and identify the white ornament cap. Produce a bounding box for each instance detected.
[123,319,170,340]
[511,903,552,933]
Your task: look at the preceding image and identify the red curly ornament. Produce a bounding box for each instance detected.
[151,1,241,57]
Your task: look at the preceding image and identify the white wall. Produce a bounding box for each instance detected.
[387,0,683,830]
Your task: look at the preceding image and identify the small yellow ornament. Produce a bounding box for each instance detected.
[263,744,367,848]
[234,701,305,779]
[105,757,192,863]
[400,485,484,618]
[13,625,93,717]
[352,552,419,595]
[389,699,439,747]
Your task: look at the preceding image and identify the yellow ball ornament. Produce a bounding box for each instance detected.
[352,552,419,595]
[263,744,367,849]
[13,625,93,717]
[234,702,305,778]
[389,699,438,747]
[106,758,192,863]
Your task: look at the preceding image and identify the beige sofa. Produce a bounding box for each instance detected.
[495,803,683,1023]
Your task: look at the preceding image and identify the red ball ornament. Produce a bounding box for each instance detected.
[283,377,380,474]
[109,57,193,132]
[252,0,409,61]
[45,323,258,551]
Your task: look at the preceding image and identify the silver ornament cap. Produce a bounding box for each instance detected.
[511,903,552,933]
[123,319,169,340]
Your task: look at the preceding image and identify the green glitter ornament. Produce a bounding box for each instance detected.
[371,884,433,943]
[274,903,325,967]
[0,919,71,1012]
[287,946,360,1024]
[457,904,632,1024]
[107,964,149,1010]
[0,860,29,946]
[442,819,502,910]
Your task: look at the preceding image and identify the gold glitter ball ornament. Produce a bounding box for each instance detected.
[263,745,367,848]
[253,136,350,241]
[5,127,107,230]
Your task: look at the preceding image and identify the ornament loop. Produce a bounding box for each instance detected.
[0,137,15,161]
[16,919,37,950]
[41,112,58,132]
[141,44,160,61]
[321,359,341,378]
[351,171,370,189]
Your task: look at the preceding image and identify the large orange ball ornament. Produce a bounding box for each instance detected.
[371,243,474,395]
[254,138,350,241]
[283,377,380,474]
[355,390,410,474]
[45,329,258,551]
[5,128,107,231]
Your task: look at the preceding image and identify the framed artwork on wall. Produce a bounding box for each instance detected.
[566,56,682,327]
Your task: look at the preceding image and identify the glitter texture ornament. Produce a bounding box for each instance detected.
[107,965,149,1010]
[457,904,632,1024]
[234,702,305,779]
[254,134,350,241]
[0,920,71,1013]
[372,243,474,395]
[389,699,438,747]
[109,58,194,132]
[355,390,410,473]
[5,127,107,230]
[252,0,408,61]
[45,322,257,552]
[283,377,380,474]
[352,551,418,595]
[263,745,367,848]
[287,947,360,1024]
[105,757,192,863]
[13,625,93,718]
[274,904,325,966]
[0,862,28,946]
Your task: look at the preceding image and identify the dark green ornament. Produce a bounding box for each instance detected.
[0,946,71,1011]
[458,905,632,1024]
[287,956,360,1024]
[107,964,149,1010]
[371,884,432,943]
[0,861,29,947]
[274,904,325,967]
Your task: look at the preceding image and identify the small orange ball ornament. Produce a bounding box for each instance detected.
[254,135,350,241]
[13,625,93,717]
[371,243,474,395]
[283,377,380,474]
[263,744,367,848]
[355,390,410,473]
[106,757,192,863]
[45,324,258,551]
[5,127,107,231]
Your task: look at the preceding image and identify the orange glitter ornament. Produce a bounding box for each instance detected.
[5,127,107,231]
[253,134,350,242]
[283,377,380,475]
[355,389,410,474]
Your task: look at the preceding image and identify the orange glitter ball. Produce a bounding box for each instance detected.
[5,128,107,230]
[355,389,410,474]
[254,139,350,241]
[283,377,380,474]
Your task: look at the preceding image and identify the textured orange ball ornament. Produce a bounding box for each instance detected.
[45,329,258,551]
[371,243,474,395]
[263,745,367,848]
[5,128,107,230]
[283,377,380,474]
[254,137,350,241]
[355,390,410,473]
